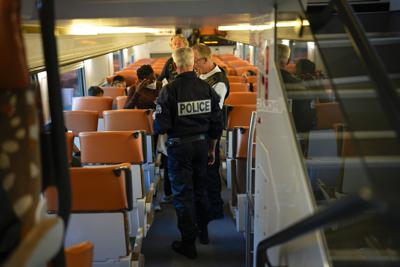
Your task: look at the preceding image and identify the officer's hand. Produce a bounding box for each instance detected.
[208,149,215,165]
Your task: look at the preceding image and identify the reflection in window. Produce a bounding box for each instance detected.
[113,51,122,72]
[60,69,84,110]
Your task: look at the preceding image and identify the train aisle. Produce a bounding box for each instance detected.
[142,186,245,267]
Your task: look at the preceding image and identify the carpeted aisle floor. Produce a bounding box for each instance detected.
[142,187,245,267]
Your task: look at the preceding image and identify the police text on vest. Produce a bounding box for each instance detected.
[178,99,211,116]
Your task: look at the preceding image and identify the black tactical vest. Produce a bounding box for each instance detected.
[204,67,230,100]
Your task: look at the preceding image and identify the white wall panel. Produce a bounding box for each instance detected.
[84,55,111,89]
[24,33,149,71]
[133,37,170,60]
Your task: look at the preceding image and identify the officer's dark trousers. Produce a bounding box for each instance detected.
[168,139,209,244]
[161,154,172,196]
[206,138,224,220]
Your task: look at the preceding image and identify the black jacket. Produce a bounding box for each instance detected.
[157,57,177,82]
[154,71,223,139]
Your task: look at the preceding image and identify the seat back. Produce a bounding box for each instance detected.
[235,66,258,76]
[228,75,246,84]
[66,131,74,163]
[101,86,126,99]
[227,105,256,129]
[235,127,256,159]
[103,109,153,134]
[106,70,137,86]
[72,97,113,118]
[315,102,344,129]
[66,242,94,267]
[225,92,256,105]
[246,75,257,85]
[64,110,99,136]
[230,82,249,93]
[79,131,144,164]
[116,96,128,109]
[228,60,250,68]
[69,164,131,212]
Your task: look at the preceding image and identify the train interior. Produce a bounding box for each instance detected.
[1,0,399,266]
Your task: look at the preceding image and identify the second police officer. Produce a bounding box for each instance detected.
[192,43,230,221]
[154,47,223,259]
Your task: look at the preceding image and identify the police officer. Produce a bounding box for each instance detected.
[157,34,189,83]
[192,43,229,221]
[154,47,223,259]
[157,34,189,205]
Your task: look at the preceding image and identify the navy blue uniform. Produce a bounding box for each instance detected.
[154,71,223,244]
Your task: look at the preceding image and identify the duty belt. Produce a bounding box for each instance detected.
[166,134,206,147]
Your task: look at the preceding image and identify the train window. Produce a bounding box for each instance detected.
[60,68,85,110]
[113,51,122,72]
[291,42,308,63]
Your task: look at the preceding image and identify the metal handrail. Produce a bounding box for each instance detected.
[332,0,400,141]
[247,111,257,209]
[256,192,381,267]
[245,111,257,267]
[38,1,71,266]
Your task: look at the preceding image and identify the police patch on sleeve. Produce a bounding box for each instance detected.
[177,99,211,116]
[156,104,162,114]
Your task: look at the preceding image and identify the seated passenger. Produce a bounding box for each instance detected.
[124,64,160,109]
[87,86,104,96]
[111,75,127,88]
[242,69,257,91]
[295,58,317,81]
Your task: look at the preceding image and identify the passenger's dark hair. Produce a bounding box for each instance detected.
[137,64,154,81]
[113,75,125,83]
[88,86,104,96]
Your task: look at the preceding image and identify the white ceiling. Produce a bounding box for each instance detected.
[22,0,272,28]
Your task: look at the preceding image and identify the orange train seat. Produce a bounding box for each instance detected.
[101,86,126,99]
[227,60,251,68]
[103,109,155,165]
[235,66,258,76]
[246,75,257,85]
[65,131,74,164]
[62,164,142,266]
[227,105,256,129]
[106,70,138,86]
[116,95,128,109]
[72,96,113,118]
[65,242,94,267]
[230,82,249,93]
[64,110,99,136]
[234,126,256,159]
[79,131,153,236]
[315,102,344,129]
[228,75,246,84]
[103,109,153,134]
[68,164,132,211]
[227,67,237,76]
[80,131,144,165]
[225,92,257,106]
[225,106,256,212]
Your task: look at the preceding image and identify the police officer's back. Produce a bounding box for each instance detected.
[154,47,223,259]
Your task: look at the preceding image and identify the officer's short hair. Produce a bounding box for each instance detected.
[192,43,212,59]
[88,86,104,96]
[172,47,194,68]
[277,44,291,68]
[170,34,189,47]
[137,64,154,81]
